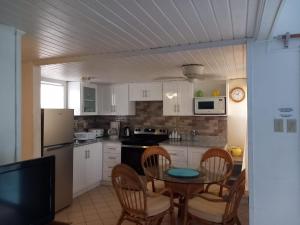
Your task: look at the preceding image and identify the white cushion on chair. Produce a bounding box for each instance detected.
[147,180,165,192]
[146,195,170,216]
[188,193,226,223]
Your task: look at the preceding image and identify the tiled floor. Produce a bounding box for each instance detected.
[55,185,249,225]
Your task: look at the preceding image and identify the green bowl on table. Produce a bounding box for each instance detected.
[167,168,200,178]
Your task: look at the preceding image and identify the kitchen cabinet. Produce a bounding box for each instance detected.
[102,142,121,182]
[73,142,102,197]
[160,145,188,168]
[129,82,163,101]
[68,82,98,116]
[187,146,207,169]
[98,83,135,115]
[163,81,194,116]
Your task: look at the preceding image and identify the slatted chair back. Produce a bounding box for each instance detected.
[223,170,246,223]
[200,148,234,180]
[142,146,171,176]
[112,164,147,217]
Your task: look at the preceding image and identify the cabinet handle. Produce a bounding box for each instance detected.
[177,104,180,112]
[145,90,148,98]
[85,150,88,159]
[108,156,116,159]
[87,150,90,158]
[170,153,177,156]
[174,104,177,112]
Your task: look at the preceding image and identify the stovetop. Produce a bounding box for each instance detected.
[121,127,168,146]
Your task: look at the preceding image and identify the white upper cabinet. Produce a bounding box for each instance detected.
[68,82,98,116]
[129,82,163,101]
[98,83,135,116]
[163,81,194,116]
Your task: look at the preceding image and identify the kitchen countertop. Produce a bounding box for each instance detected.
[74,136,122,147]
[160,136,226,148]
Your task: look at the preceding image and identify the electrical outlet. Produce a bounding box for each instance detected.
[287,119,297,133]
[274,119,284,132]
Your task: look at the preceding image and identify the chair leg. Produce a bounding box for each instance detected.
[169,208,175,225]
[156,216,164,225]
[117,211,125,225]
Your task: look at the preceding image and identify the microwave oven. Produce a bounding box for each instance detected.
[194,97,226,115]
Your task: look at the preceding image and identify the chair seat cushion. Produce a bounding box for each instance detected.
[205,184,229,196]
[188,193,226,223]
[147,180,165,192]
[146,195,170,216]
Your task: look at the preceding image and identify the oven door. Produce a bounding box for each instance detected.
[121,145,151,175]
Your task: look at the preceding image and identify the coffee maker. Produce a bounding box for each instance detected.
[108,121,120,139]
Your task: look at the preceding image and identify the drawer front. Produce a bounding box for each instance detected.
[103,153,120,165]
[167,149,187,162]
[103,143,121,154]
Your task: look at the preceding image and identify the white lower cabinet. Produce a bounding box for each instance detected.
[160,144,208,169]
[73,142,102,197]
[187,146,207,169]
[102,142,121,182]
[160,145,188,168]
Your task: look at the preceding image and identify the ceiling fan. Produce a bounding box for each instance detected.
[154,64,225,82]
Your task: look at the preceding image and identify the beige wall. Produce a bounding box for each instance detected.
[227,79,247,148]
[22,62,41,160]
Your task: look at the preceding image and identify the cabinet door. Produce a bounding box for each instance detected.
[114,84,135,115]
[85,143,102,187]
[177,81,194,116]
[73,146,86,195]
[163,81,178,116]
[145,82,162,101]
[187,147,207,169]
[81,83,97,115]
[129,83,144,101]
[98,84,114,115]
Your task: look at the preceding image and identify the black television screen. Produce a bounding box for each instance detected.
[0,156,55,225]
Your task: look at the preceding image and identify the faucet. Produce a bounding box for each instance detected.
[191,130,199,141]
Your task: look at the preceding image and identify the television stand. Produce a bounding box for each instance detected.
[50,221,71,225]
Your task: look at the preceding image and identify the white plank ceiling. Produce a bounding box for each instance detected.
[0,0,283,81]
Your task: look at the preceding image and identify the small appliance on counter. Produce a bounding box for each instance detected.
[88,128,104,137]
[74,132,97,140]
[108,121,120,139]
[123,126,131,137]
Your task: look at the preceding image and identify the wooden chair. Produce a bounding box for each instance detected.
[112,164,175,225]
[187,170,246,225]
[141,146,172,193]
[200,148,234,196]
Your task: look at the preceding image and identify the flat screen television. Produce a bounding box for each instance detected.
[0,156,55,225]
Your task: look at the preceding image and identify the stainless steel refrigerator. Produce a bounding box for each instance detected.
[41,109,74,212]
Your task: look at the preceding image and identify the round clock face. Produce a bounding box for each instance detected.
[230,87,245,102]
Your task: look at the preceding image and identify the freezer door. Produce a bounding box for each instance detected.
[43,143,73,211]
[43,109,74,146]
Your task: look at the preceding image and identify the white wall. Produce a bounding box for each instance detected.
[248,39,300,225]
[0,25,22,165]
[227,79,247,148]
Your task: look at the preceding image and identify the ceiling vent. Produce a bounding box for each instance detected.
[182,64,205,79]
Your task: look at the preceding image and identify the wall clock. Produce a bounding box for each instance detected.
[230,87,245,102]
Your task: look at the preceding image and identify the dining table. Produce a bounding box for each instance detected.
[147,166,226,225]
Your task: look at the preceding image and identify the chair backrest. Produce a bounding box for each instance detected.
[141,146,172,177]
[112,164,147,217]
[223,170,246,223]
[200,148,234,181]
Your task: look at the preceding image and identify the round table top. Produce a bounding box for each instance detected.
[146,166,225,184]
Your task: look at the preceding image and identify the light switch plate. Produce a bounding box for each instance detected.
[274,119,284,132]
[287,119,297,133]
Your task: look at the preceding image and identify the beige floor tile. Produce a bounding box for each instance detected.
[56,185,249,225]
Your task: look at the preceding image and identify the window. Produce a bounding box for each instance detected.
[41,80,65,109]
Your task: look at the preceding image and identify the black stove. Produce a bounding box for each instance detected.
[121,128,168,175]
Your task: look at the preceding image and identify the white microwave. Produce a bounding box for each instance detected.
[194,97,226,115]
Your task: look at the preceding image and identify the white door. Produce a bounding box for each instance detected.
[99,84,114,115]
[177,81,194,116]
[114,84,128,115]
[81,83,98,115]
[129,83,144,101]
[163,81,178,116]
[145,82,163,101]
[85,143,101,187]
[73,146,86,195]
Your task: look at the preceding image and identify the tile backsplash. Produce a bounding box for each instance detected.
[74,101,227,139]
